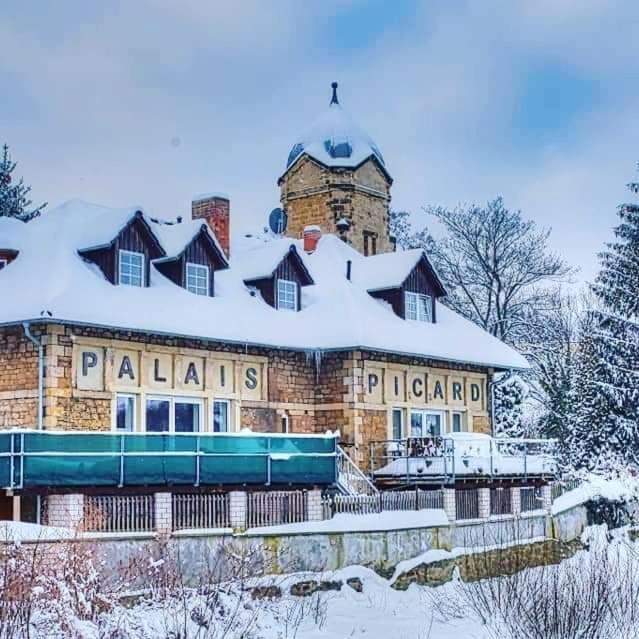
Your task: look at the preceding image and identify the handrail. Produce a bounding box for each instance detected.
[336,446,378,496]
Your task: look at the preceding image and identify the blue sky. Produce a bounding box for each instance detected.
[2,1,638,284]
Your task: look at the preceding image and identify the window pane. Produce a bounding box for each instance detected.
[186,263,209,296]
[213,400,229,433]
[277,279,297,311]
[116,395,135,431]
[410,412,423,437]
[392,409,402,439]
[146,398,170,432]
[175,401,200,433]
[119,251,144,287]
[425,414,442,436]
[452,413,462,433]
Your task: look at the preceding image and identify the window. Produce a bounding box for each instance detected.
[115,394,135,432]
[213,399,231,433]
[391,408,403,440]
[281,414,290,433]
[452,411,466,433]
[186,262,209,296]
[0,259,7,271]
[118,250,144,287]
[277,279,297,311]
[410,410,444,437]
[405,291,432,322]
[145,396,201,433]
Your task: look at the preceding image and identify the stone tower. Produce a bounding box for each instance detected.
[278,83,394,256]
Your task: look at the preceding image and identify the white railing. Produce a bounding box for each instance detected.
[369,436,558,482]
[84,494,155,533]
[490,487,512,516]
[172,493,230,530]
[455,488,480,521]
[247,491,308,528]
[336,447,379,496]
[323,489,444,519]
[521,486,544,512]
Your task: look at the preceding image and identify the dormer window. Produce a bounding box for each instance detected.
[405,291,432,322]
[119,250,145,287]
[277,278,298,311]
[185,262,210,296]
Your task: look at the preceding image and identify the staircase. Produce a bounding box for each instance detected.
[336,446,379,496]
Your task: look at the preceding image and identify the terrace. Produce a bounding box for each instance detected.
[0,430,338,491]
[369,433,558,486]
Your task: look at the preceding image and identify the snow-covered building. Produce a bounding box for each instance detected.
[0,85,555,526]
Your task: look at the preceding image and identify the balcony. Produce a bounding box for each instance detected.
[369,433,557,485]
[0,430,338,491]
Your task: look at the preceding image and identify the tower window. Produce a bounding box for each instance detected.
[185,262,209,296]
[277,279,298,311]
[363,232,377,256]
[118,250,145,287]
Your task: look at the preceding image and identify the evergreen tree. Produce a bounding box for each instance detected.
[0,144,46,222]
[493,374,527,438]
[570,167,639,473]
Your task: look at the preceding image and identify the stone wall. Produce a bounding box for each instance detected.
[280,156,394,255]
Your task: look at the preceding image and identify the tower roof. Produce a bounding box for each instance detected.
[285,82,389,177]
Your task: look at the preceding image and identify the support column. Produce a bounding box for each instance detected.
[229,491,247,532]
[511,487,521,516]
[12,496,21,522]
[478,488,491,519]
[443,488,456,522]
[154,492,172,535]
[47,494,85,529]
[307,489,324,521]
[541,484,553,512]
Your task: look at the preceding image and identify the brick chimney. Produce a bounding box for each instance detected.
[303,225,321,253]
[191,194,230,257]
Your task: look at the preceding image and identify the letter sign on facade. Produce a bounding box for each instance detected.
[471,383,481,403]
[245,367,258,390]
[118,355,135,380]
[452,381,463,401]
[412,377,424,398]
[76,345,104,391]
[368,373,379,394]
[433,380,444,400]
[184,362,200,385]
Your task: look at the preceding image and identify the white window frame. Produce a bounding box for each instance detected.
[410,409,446,437]
[212,398,232,433]
[391,407,404,440]
[0,258,7,271]
[404,291,433,322]
[276,278,298,311]
[114,393,136,432]
[144,395,202,433]
[451,410,466,433]
[118,249,145,287]
[185,262,210,296]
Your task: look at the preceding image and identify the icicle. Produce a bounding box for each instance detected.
[305,349,324,382]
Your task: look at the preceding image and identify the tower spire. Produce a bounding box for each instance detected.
[330,81,339,105]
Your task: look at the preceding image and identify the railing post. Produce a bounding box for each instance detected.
[154,492,172,535]
[195,436,200,487]
[229,491,247,532]
[266,439,271,486]
[490,438,494,477]
[119,435,125,488]
[443,488,456,522]
[19,433,24,490]
[511,486,521,516]
[9,433,14,490]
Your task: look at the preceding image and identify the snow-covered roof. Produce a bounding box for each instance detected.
[149,217,225,262]
[357,248,445,294]
[285,86,389,178]
[0,200,529,370]
[239,240,300,282]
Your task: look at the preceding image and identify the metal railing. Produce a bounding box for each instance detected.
[336,446,379,496]
[84,494,155,533]
[490,487,512,516]
[172,493,230,530]
[322,489,444,519]
[246,491,308,528]
[0,429,338,490]
[455,488,480,521]
[369,436,558,483]
[521,486,544,512]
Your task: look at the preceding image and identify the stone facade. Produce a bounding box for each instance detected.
[279,156,394,255]
[0,322,494,469]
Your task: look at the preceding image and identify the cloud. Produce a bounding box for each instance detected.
[1,0,637,285]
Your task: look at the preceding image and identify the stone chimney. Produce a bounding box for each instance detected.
[303,225,321,253]
[191,194,230,257]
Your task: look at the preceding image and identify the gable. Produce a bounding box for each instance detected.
[354,158,391,192]
[402,256,446,299]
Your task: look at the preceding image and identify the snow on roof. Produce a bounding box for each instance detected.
[238,238,298,282]
[0,216,28,251]
[192,191,229,202]
[358,249,426,291]
[285,99,388,176]
[0,200,529,370]
[149,217,225,261]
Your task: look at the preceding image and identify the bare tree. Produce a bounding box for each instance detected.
[424,198,572,344]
